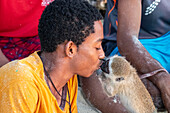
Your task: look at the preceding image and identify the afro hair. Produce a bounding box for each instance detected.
[38,0,103,52]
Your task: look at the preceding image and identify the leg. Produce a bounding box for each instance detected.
[79,71,128,113]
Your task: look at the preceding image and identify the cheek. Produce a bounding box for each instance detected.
[81,51,98,66]
[79,56,97,70]
[77,46,100,72]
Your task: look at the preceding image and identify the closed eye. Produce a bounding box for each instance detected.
[96,47,101,50]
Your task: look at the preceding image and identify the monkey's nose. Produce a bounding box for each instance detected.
[100,59,110,74]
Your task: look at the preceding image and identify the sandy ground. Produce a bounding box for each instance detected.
[77,87,167,113]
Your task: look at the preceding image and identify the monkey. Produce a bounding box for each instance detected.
[99,55,157,113]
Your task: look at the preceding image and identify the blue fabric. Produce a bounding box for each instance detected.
[109,31,170,73]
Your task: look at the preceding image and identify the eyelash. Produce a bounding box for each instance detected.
[96,47,101,50]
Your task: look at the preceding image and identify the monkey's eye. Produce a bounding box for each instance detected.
[115,77,124,82]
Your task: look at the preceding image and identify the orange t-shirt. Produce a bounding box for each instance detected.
[0,51,78,113]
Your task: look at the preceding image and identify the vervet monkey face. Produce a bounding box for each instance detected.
[99,55,130,96]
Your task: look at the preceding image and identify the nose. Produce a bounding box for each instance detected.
[100,59,110,74]
[99,47,105,60]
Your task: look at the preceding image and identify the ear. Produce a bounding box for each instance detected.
[65,41,77,58]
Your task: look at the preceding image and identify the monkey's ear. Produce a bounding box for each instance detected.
[115,77,124,82]
[65,41,77,58]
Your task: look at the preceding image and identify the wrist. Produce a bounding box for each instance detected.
[148,71,169,88]
[140,68,168,79]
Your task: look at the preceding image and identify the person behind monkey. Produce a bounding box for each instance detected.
[80,0,170,112]
[0,0,105,112]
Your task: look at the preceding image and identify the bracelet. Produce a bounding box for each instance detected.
[140,68,169,79]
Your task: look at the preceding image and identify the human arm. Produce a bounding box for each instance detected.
[0,49,9,67]
[80,72,128,113]
[117,0,170,111]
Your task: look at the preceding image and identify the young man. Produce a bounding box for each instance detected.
[80,0,170,112]
[0,0,105,112]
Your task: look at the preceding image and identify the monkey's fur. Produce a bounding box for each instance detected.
[99,55,157,113]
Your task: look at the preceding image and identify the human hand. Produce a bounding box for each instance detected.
[156,72,170,112]
[142,78,166,112]
[142,70,170,112]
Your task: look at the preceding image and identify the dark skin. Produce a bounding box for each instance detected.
[40,21,105,107]
[80,71,128,113]
[117,0,170,112]
[80,0,170,112]
[0,49,9,67]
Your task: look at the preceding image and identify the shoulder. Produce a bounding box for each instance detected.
[0,52,44,92]
[0,77,39,112]
[0,60,35,84]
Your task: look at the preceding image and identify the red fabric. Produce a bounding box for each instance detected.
[0,0,51,37]
[0,36,41,61]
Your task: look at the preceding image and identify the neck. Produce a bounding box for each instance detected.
[40,52,73,91]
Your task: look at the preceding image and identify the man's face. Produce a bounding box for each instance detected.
[72,21,105,77]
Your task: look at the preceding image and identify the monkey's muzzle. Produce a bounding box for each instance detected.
[100,59,110,74]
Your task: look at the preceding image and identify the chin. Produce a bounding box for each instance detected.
[80,71,95,78]
[87,73,93,77]
[83,73,92,78]
[88,70,97,77]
